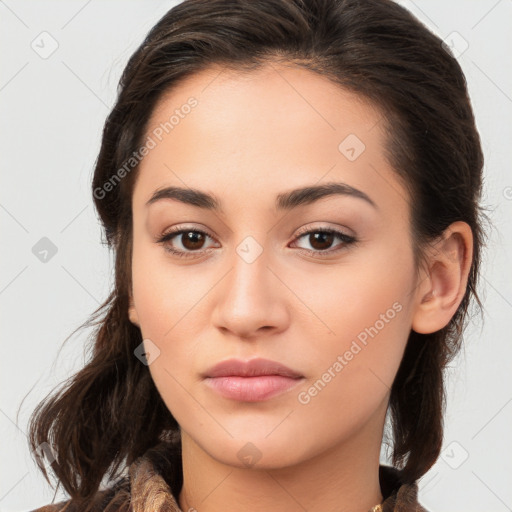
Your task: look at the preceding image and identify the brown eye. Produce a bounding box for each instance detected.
[292,228,357,256]
[157,227,217,258]
[307,231,335,251]
[179,231,207,250]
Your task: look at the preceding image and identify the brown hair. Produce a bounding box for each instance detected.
[26,0,488,507]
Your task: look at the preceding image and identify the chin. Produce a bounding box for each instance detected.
[195,430,312,470]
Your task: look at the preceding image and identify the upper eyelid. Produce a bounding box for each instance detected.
[294,224,353,237]
[160,224,352,239]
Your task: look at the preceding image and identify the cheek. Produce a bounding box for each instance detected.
[293,242,415,389]
[292,283,412,445]
[131,237,203,339]
[130,243,210,405]
[294,241,413,336]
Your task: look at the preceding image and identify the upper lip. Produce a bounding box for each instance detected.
[203,358,303,378]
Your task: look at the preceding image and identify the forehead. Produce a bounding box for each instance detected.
[147,62,382,138]
[132,62,409,218]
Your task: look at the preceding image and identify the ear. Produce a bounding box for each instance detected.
[128,291,140,327]
[411,221,473,334]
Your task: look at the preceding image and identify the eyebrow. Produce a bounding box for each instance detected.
[145,182,378,211]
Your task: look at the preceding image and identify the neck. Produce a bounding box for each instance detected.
[178,403,386,512]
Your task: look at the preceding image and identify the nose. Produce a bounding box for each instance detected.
[211,242,290,340]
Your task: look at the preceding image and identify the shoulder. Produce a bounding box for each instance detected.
[29,501,73,512]
[29,477,131,512]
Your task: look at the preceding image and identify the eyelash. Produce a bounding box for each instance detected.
[156,225,357,259]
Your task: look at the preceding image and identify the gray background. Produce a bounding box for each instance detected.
[1,1,511,511]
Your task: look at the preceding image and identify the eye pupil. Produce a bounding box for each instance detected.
[310,232,334,250]
[182,231,205,250]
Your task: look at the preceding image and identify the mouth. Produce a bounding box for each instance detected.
[202,357,305,402]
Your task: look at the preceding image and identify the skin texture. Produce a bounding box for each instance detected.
[128,62,473,512]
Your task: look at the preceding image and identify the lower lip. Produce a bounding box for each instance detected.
[204,375,304,402]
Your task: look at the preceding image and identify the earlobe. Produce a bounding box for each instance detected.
[411,221,473,334]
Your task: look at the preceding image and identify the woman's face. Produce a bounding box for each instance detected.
[128,62,424,468]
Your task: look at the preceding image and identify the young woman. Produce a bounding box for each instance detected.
[28,0,486,511]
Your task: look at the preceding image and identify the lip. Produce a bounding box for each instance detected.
[203,357,303,379]
[202,358,304,402]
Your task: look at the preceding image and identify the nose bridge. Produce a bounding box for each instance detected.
[212,232,288,337]
[227,233,274,306]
